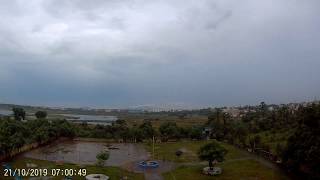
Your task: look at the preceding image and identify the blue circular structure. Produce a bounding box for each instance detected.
[138,161,159,169]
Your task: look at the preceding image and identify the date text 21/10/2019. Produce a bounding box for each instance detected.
[3,168,87,177]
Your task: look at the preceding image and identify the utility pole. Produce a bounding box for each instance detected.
[152,136,155,159]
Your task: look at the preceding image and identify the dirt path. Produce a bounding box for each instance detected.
[144,171,163,180]
[122,160,175,180]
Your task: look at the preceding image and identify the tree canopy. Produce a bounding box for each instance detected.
[198,141,228,169]
[12,107,26,121]
[35,111,47,119]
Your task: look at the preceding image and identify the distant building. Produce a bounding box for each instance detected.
[223,108,240,118]
[202,127,213,140]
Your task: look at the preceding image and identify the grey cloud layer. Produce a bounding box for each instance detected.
[0,0,319,107]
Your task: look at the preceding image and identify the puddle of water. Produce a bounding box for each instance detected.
[23,141,149,166]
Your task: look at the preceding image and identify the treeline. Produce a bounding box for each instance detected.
[75,120,203,142]
[0,109,75,158]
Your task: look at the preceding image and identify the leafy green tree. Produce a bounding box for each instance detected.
[198,141,228,170]
[12,107,26,121]
[159,122,180,141]
[0,119,30,155]
[51,119,75,138]
[128,126,144,142]
[189,126,203,140]
[207,108,231,140]
[139,120,155,139]
[229,122,248,146]
[111,119,130,140]
[35,111,47,119]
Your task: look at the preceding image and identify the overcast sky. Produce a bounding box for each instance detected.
[0,0,319,108]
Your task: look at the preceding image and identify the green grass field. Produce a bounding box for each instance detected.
[145,140,289,180]
[3,157,144,180]
[145,140,247,163]
[163,159,289,180]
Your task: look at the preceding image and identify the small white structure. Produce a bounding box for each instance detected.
[203,167,222,176]
[86,174,109,180]
[26,163,38,168]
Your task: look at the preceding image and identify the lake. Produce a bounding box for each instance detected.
[60,114,118,125]
[0,109,12,116]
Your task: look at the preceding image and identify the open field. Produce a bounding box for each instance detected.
[145,140,289,179]
[163,159,289,180]
[123,114,208,128]
[144,140,247,163]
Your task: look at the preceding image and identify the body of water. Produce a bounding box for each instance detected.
[60,114,118,125]
[0,109,12,116]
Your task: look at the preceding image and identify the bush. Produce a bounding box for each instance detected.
[35,111,47,119]
[96,151,110,166]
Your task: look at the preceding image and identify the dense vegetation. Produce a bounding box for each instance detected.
[204,102,320,179]
[0,114,75,158]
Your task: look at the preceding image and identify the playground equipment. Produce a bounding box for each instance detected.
[138,160,159,169]
[86,174,109,180]
[137,136,159,169]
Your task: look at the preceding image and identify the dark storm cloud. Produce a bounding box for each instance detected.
[0,0,320,108]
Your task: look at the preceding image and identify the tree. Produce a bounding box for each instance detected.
[12,107,26,121]
[249,135,261,151]
[189,126,203,140]
[230,122,248,146]
[207,108,231,140]
[139,120,155,139]
[198,141,228,170]
[282,104,320,178]
[159,122,180,141]
[128,126,144,142]
[0,119,30,155]
[35,111,47,119]
[259,101,268,118]
[96,151,109,166]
